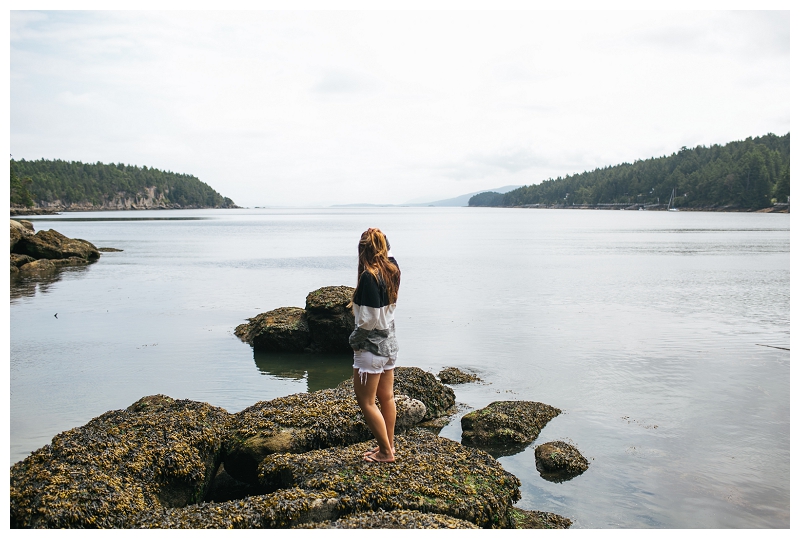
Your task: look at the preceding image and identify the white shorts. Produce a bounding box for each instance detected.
[353,349,396,384]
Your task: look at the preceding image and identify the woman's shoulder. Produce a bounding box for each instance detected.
[354,270,387,308]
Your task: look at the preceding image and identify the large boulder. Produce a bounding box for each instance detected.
[13,228,100,261]
[234,307,311,352]
[258,429,521,528]
[10,395,232,529]
[304,285,355,352]
[129,488,340,529]
[223,388,425,486]
[338,366,456,421]
[461,401,561,447]
[295,509,480,529]
[534,441,589,482]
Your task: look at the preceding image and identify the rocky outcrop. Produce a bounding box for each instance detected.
[258,429,522,528]
[295,509,480,529]
[234,307,311,352]
[129,488,340,528]
[223,388,425,486]
[10,380,571,529]
[235,286,356,353]
[304,286,355,352]
[534,441,589,482]
[461,401,561,447]
[438,367,482,384]
[10,220,101,274]
[10,395,233,528]
[338,366,456,421]
[15,229,100,260]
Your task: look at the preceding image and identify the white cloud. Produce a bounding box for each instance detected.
[10,10,790,206]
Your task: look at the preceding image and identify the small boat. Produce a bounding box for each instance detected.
[667,189,679,212]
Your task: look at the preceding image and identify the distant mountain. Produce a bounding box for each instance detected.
[405,185,522,207]
[329,185,523,208]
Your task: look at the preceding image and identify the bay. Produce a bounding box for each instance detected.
[9,207,789,528]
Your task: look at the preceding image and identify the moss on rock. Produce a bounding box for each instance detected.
[224,388,425,486]
[234,306,311,352]
[534,441,588,482]
[129,488,340,528]
[305,285,356,353]
[10,395,232,529]
[258,429,521,528]
[509,508,572,529]
[461,401,561,447]
[438,367,481,384]
[295,509,480,529]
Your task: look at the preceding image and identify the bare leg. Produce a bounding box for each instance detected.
[353,369,394,462]
[376,368,396,452]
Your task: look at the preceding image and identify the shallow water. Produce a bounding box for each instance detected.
[9,207,789,528]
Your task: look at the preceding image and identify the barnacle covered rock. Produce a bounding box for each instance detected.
[509,508,572,529]
[305,285,355,353]
[224,388,425,486]
[534,441,589,482]
[258,429,521,528]
[234,307,311,352]
[129,487,340,528]
[339,366,455,421]
[461,401,561,446]
[10,395,232,528]
[295,509,480,529]
[438,367,481,384]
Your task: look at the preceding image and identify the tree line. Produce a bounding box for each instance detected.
[10,158,237,209]
[469,133,790,209]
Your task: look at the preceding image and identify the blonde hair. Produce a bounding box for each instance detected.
[354,228,400,304]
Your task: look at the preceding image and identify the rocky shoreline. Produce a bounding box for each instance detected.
[11,283,588,529]
[10,219,108,275]
[10,366,583,529]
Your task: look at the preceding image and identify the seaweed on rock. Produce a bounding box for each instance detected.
[224,388,425,486]
[258,429,521,528]
[461,400,561,447]
[10,395,232,529]
[129,488,340,528]
[295,509,480,529]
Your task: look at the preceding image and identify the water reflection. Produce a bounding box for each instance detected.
[10,266,93,301]
[252,351,353,392]
[462,441,529,459]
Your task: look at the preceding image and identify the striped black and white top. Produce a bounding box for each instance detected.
[348,255,400,358]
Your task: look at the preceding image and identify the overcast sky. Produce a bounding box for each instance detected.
[9,9,789,207]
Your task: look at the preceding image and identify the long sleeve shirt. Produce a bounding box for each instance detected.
[348,256,400,357]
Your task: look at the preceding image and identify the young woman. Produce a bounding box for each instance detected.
[349,228,401,463]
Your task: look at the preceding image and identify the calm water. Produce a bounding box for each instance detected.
[9,208,789,528]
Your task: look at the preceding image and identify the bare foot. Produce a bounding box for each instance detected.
[363,446,395,457]
[364,450,395,463]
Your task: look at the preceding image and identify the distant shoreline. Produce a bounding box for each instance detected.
[472,204,789,213]
[10,206,240,216]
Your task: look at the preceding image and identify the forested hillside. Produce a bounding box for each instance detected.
[10,159,237,210]
[470,133,789,210]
